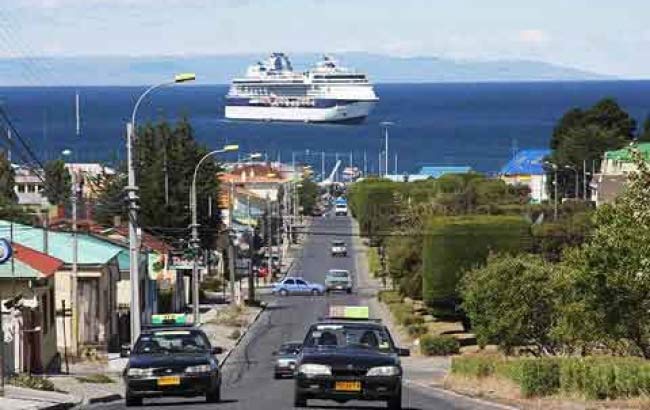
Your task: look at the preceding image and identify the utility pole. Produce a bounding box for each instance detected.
[6,128,10,162]
[394,153,398,174]
[553,167,558,221]
[321,151,325,183]
[71,171,79,356]
[384,127,388,177]
[266,195,271,280]
[583,159,587,201]
[247,194,255,304]
[363,150,367,176]
[126,122,141,346]
[228,182,236,304]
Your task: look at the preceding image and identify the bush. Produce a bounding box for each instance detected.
[402,314,424,326]
[420,335,460,356]
[378,290,401,305]
[228,329,241,340]
[407,324,427,338]
[387,303,411,325]
[8,374,55,391]
[451,355,650,400]
[75,374,115,384]
[422,215,531,308]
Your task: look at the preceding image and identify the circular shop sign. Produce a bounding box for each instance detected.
[0,239,12,265]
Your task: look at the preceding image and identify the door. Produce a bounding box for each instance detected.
[295,279,310,295]
[283,279,296,295]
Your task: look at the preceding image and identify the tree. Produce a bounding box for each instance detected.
[461,253,558,355]
[93,171,127,225]
[547,98,636,199]
[43,159,71,205]
[297,176,319,216]
[0,151,16,203]
[557,148,650,358]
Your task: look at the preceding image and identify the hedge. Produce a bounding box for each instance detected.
[420,335,460,356]
[422,215,531,308]
[378,290,401,305]
[451,356,650,399]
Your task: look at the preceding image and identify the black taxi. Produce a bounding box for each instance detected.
[293,306,409,409]
[122,314,223,406]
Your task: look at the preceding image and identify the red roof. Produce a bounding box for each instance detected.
[12,243,64,277]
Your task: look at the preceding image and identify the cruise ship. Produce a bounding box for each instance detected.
[224,53,378,123]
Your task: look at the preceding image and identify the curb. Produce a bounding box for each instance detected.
[41,403,77,410]
[219,301,268,367]
[86,393,123,405]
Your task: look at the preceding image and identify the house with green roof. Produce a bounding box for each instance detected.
[0,242,62,374]
[591,143,650,206]
[0,221,130,357]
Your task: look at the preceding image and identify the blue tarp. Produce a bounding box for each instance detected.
[417,166,472,178]
[500,149,551,175]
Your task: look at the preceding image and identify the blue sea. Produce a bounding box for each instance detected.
[2,81,650,174]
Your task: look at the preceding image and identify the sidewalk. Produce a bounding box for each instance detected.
[350,218,452,386]
[0,386,78,410]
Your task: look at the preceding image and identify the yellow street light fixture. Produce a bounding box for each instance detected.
[222,144,239,152]
[175,73,197,83]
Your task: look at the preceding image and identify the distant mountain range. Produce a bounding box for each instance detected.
[0,52,610,86]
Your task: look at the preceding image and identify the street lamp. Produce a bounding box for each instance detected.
[544,161,559,221]
[380,121,394,178]
[190,144,238,323]
[127,73,196,345]
[564,165,579,199]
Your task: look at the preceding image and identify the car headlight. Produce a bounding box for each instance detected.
[277,358,295,367]
[366,366,400,377]
[185,364,211,374]
[127,367,153,377]
[298,363,331,376]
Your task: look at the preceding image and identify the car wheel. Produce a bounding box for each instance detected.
[311,289,321,296]
[125,393,142,407]
[279,289,289,296]
[387,388,402,410]
[346,288,352,294]
[274,372,280,379]
[206,384,221,403]
[294,391,307,407]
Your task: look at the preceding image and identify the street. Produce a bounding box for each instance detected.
[84,215,509,410]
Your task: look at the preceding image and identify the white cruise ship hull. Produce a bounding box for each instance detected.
[225,100,376,123]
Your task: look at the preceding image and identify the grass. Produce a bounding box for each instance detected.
[368,247,381,278]
[75,374,115,384]
[8,374,55,391]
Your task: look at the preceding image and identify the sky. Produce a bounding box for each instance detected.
[2,0,649,78]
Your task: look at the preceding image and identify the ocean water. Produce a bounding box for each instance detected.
[2,81,650,174]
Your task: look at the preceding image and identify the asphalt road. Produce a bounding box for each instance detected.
[85,215,512,410]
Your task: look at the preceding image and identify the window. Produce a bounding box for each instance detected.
[296,279,307,286]
[284,279,295,285]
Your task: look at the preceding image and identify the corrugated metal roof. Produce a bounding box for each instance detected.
[500,149,551,176]
[0,257,41,279]
[0,221,123,265]
[605,143,650,161]
[417,166,472,178]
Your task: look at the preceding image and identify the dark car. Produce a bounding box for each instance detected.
[122,326,223,406]
[273,341,303,379]
[293,314,409,409]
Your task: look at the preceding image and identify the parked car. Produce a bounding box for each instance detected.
[273,341,302,379]
[325,269,352,294]
[272,277,325,296]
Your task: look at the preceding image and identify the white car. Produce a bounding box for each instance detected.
[331,240,347,257]
[334,203,348,216]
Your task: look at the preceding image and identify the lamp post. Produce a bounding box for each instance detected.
[565,165,579,199]
[380,121,394,178]
[127,73,195,345]
[191,144,239,322]
[545,161,559,221]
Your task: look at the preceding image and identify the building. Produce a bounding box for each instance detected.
[591,143,650,206]
[0,243,63,374]
[0,221,126,355]
[12,166,48,209]
[499,149,550,203]
[417,166,473,179]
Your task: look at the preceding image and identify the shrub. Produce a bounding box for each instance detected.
[387,303,412,325]
[8,374,55,391]
[402,314,424,326]
[228,329,241,340]
[518,358,560,397]
[378,290,401,305]
[75,374,114,384]
[406,324,427,338]
[422,215,530,309]
[420,335,460,356]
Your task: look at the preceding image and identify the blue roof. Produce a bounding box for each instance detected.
[418,166,473,178]
[499,149,551,175]
[0,221,125,266]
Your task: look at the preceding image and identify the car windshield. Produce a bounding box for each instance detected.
[304,324,394,353]
[328,271,349,278]
[134,331,210,354]
[332,241,345,246]
[278,343,302,355]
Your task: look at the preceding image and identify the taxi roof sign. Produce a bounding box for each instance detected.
[151,313,188,326]
[328,306,369,320]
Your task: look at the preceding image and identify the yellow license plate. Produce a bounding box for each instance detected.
[335,381,361,392]
[157,376,180,386]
